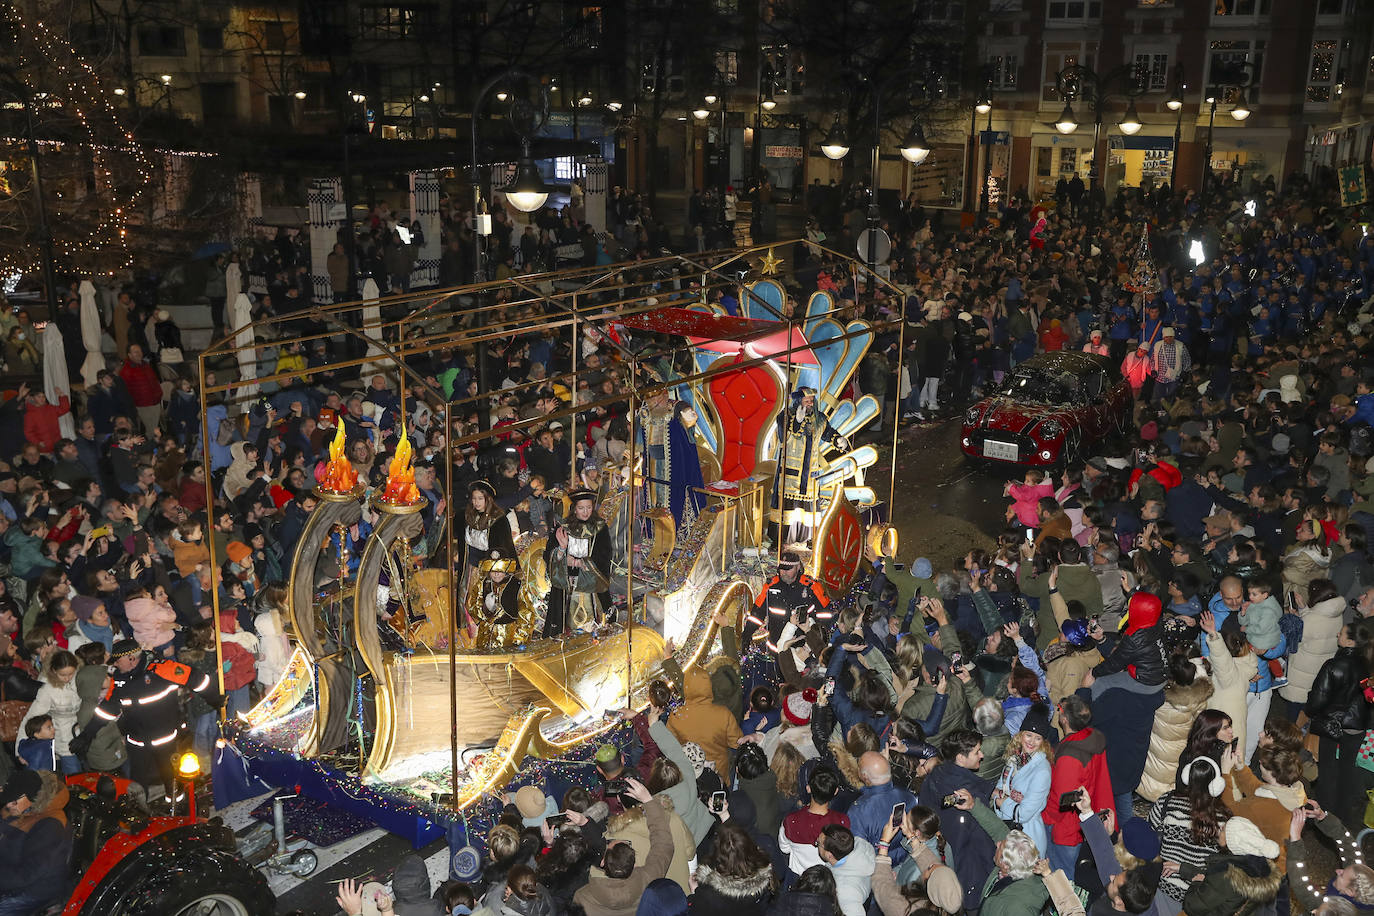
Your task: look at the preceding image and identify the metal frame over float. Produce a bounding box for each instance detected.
[197,238,910,830]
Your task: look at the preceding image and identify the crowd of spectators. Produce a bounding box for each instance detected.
[0,160,1373,916]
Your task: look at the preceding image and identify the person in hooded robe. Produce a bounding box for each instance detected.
[667,401,706,529]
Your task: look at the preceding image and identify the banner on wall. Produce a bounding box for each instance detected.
[1341,164,1368,208]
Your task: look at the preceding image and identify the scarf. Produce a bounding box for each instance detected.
[77,619,114,652]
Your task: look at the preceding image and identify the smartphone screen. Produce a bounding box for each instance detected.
[710,791,726,813]
[891,802,906,827]
[1025,528,1035,543]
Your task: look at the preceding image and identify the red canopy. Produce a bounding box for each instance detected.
[619,307,818,365]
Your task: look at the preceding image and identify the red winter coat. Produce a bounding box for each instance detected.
[119,359,162,407]
[22,396,70,454]
[218,613,257,691]
[1042,727,1116,846]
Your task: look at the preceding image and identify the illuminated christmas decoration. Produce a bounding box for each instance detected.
[0,5,151,280]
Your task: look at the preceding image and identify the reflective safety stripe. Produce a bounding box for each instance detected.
[94,707,119,721]
[137,684,178,704]
[192,674,211,692]
[766,641,783,653]
[127,737,145,747]
[118,698,133,706]
[745,615,766,628]
[768,605,790,616]
[149,732,178,746]
[815,610,834,620]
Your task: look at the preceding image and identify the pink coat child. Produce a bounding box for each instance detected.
[123,595,178,655]
[1006,471,1054,528]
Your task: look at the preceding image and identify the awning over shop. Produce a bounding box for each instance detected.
[1109,135,1175,151]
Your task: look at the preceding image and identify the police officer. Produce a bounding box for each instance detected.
[70,639,220,803]
[744,551,832,653]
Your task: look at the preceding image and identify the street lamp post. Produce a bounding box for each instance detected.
[1052,62,1148,223]
[468,68,550,423]
[976,81,993,219]
[1166,66,1185,190]
[1198,62,1254,211]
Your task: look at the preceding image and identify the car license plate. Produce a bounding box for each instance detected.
[983,439,1018,461]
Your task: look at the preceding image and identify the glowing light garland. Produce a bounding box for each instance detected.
[1,5,152,280]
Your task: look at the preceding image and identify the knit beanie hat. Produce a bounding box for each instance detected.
[681,742,707,777]
[71,595,103,622]
[783,688,817,726]
[925,864,963,913]
[913,557,934,579]
[1224,816,1279,859]
[226,541,252,564]
[1121,817,1161,861]
[1061,618,1091,648]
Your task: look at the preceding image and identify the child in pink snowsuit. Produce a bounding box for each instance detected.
[1006,470,1054,528]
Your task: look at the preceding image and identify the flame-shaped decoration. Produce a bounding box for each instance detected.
[380,415,421,505]
[319,419,359,493]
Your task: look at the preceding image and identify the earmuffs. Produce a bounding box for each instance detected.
[1180,755,1225,798]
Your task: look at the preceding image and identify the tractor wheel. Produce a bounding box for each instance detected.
[109,847,271,916]
[74,823,274,916]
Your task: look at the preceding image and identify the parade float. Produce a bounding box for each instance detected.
[199,240,907,848]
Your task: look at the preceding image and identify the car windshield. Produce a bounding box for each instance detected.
[999,366,1078,404]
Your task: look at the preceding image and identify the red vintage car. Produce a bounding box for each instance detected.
[960,350,1131,467]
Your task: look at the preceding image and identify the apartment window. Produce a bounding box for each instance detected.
[197,24,224,50]
[358,6,434,40]
[714,0,738,13]
[1133,52,1170,92]
[1213,0,1270,18]
[573,7,601,49]
[915,0,964,20]
[455,1,487,28]
[989,53,1019,90]
[640,48,684,95]
[200,83,236,121]
[1207,39,1264,102]
[1317,0,1348,15]
[138,26,186,56]
[715,50,739,85]
[1042,41,1095,102]
[260,20,288,52]
[1307,39,1341,103]
[762,45,804,95]
[1047,1,1101,21]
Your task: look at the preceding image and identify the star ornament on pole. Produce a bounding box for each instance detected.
[758,247,782,276]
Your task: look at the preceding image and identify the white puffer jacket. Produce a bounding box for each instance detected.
[1279,596,1347,705]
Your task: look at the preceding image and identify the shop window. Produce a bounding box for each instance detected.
[554,157,580,181]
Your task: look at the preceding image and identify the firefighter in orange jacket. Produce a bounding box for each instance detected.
[70,639,220,801]
[744,551,832,653]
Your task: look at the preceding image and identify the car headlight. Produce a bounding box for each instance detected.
[1038,419,1064,440]
[964,406,983,426]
